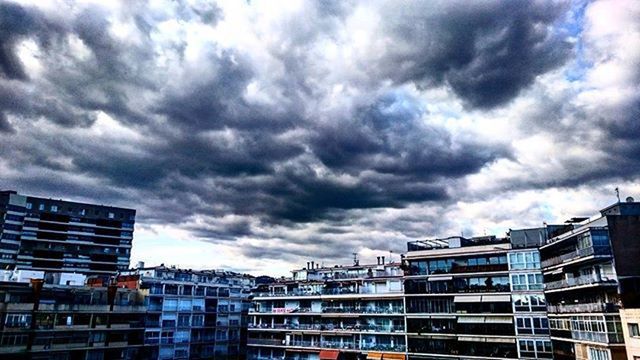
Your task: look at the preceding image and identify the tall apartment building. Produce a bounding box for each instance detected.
[247,258,406,360]
[540,200,640,360]
[403,234,552,359]
[0,190,135,275]
[121,265,254,360]
[0,270,157,360]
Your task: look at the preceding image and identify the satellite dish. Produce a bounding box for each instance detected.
[626,196,635,203]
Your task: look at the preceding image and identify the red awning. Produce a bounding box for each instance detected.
[319,349,340,360]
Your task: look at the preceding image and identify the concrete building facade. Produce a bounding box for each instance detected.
[0,190,135,275]
[540,200,640,360]
[247,258,406,360]
[122,265,254,360]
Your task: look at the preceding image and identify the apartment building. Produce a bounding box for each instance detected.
[540,200,640,360]
[121,264,254,360]
[247,258,406,360]
[0,270,157,360]
[403,233,552,360]
[0,190,135,275]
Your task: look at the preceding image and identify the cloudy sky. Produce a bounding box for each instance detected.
[1,0,639,276]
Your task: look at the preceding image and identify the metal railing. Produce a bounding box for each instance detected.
[545,275,617,291]
[547,302,619,313]
[541,246,612,268]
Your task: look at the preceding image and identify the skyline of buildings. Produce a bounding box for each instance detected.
[2,189,640,359]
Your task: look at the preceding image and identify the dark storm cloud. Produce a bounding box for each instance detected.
[376,0,572,108]
[0,2,66,80]
[2,0,635,269]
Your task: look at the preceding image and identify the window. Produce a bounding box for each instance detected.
[516,316,549,335]
[5,314,31,328]
[51,205,58,212]
[629,323,640,337]
[510,272,544,291]
[519,339,552,359]
[108,212,114,219]
[511,295,547,312]
[26,202,33,210]
[39,204,45,211]
[588,347,610,360]
[80,209,86,216]
[509,251,540,270]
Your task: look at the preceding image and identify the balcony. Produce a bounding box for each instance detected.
[541,246,612,269]
[248,323,404,333]
[547,302,619,314]
[545,275,617,291]
[322,306,404,314]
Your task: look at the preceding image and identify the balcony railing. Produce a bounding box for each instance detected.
[248,323,404,333]
[545,275,617,291]
[547,302,619,313]
[247,339,406,352]
[541,246,612,268]
[254,287,403,298]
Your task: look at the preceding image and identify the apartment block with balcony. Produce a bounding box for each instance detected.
[540,200,640,360]
[248,258,406,360]
[404,236,519,359]
[121,265,254,360]
[0,270,157,360]
[508,228,553,360]
[0,190,135,275]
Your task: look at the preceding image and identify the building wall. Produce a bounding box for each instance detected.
[0,190,136,275]
[620,308,640,360]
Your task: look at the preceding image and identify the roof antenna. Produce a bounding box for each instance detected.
[352,253,359,266]
[615,187,620,203]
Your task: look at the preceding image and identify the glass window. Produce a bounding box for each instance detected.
[51,205,58,212]
[108,212,114,219]
[629,323,640,337]
[38,204,45,211]
[26,203,33,210]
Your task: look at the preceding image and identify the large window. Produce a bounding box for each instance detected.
[510,273,544,291]
[519,339,552,359]
[513,294,546,312]
[516,316,549,335]
[508,251,540,270]
[588,347,610,360]
[629,323,640,337]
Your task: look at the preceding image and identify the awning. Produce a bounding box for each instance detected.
[486,337,516,344]
[382,354,406,360]
[367,352,383,360]
[458,336,487,342]
[428,275,453,281]
[481,295,511,302]
[457,316,485,323]
[484,316,513,324]
[320,350,340,360]
[453,295,481,303]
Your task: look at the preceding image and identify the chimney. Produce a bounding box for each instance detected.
[311,261,315,269]
[381,256,385,265]
[376,257,380,265]
[307,262,310,270]
[136,261,145,269]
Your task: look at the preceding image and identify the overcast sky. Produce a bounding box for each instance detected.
[1,0,639,276]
